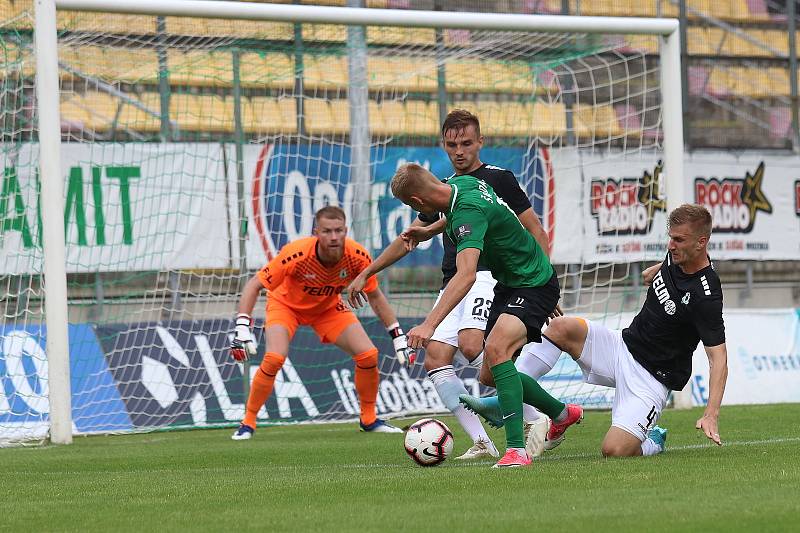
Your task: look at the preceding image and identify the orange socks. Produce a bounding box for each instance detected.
[353,348,380,426]
[242,352,286,429]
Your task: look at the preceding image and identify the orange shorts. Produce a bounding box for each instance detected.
[266,297,359,344]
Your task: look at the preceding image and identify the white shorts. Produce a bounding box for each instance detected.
[578,320,670,442]
[430,270,496,350]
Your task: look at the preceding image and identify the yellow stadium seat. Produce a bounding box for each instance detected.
[60,46,160,85]
[1,41,35,78]
[574,104,622,139]
[367,101,386,136]
[60,93,91,127]
[116,96,162,133]
[304,55,348,90]
[245,97,297,134]
[368,56,435,93]
[303,24,347,43]
[169,93,233,132]
[59,11,155,34]
[405,100,439,136]
[487,62,534,93]
[80,91,124,132]
[529,101,566,139]
[329,99,351,134]
[239,52,295,89]
[624,34,659,55]
[366,26,436,46]
[303,98,335,134]
[446,61,494,92]
[376,100,407,136]
[168,50,233,87]
[766,67,791,98]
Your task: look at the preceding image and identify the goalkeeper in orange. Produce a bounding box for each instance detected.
[230,206,411,439]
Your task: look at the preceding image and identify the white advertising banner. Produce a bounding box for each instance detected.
[548,149,800,263]
[690,308,800,406]
[1,143,237,274]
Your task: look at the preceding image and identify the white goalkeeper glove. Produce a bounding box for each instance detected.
[230,313,258,361]
[387,322,416,368]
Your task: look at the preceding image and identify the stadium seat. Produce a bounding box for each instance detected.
[239,52,295,89]
[60,46,160,85]
[374,100,407,136]
[405,100,439,136]
[59,11,156,34]
[169,93,233,132]
[80,91,124,132]
[527,101,567,139]
[1,41,35,79]
[168,50,233,87]
[245,97,298,134]
[620,34,659,55]
[367,57,437,93]
[165,16,293,40]
[574,103,622,139]
[303,55,348,90]
[60,93,91,128]
[486,62,535,94]
[302,98,332,134]
[303,24,347,43]
[115,94,163,133]
[366,26,436,46]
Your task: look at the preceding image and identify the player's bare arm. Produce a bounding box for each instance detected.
[237,274,265,315]
[697,343,728,446]
[401,216,446,251]
[346,217,432,309]
[407,248,480,350]
[642,261,663,285]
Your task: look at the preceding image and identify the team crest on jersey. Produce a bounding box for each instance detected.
[681,292,691,305]
[694,161,772,233]
[589,161,665,235]
[339,269,347,278]
[455,224,472,240]
[663,300,676,315]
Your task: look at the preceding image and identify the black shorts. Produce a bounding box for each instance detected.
[485,271,560,344]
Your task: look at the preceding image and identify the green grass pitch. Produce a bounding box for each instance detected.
[1,404,798,532]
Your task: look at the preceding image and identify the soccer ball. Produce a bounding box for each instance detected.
[404,418,454,466]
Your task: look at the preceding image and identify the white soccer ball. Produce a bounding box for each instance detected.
[404,418,454,466]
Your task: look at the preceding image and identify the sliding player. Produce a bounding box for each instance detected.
[229,206,412,439]
[468,204,728,457]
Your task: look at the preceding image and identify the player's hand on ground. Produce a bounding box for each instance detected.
[696,413,722,446]
[230,313,257,361]
[406,322,434,350]
[346,273,369,309]
[642,262,662,285]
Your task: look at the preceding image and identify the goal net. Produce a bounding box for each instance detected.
[0,0,678,444]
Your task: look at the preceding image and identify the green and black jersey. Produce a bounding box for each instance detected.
[443,175,553,288]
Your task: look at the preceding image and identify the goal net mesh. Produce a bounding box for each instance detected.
[1,2,669,444]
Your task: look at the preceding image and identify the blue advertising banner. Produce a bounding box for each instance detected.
[249,144,549,267]
[0,324,131,436]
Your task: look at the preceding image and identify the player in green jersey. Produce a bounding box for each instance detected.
[390,163,583,468]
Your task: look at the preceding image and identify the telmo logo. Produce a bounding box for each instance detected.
[1,331,50,415]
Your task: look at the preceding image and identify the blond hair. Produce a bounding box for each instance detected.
[390,163,435,201]
[668,204,713,237]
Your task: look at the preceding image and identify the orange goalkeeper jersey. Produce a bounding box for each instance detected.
[256,236,379,314]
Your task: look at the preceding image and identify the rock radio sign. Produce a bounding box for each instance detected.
[589,161,666,236]
[694,162,773,234]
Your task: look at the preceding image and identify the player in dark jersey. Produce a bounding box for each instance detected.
[347,110,553,460]
[489,204,728,457]
[389,163,582,468]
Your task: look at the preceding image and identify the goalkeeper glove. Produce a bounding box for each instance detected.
[387,322,416,368]
[230,313,258,361]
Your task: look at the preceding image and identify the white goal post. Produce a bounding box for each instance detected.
[31,0,688,445]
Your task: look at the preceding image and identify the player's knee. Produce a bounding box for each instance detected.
[352,348,379,369]
[423,347,451,371]
[601,441,639,458]
[479,364,495,387]
[259,352,286,376]
[459,341,483,361]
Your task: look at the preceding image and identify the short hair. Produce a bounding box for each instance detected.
[315,205,346,224]
[668,204,713,237]
[391,163,434,200]
[442,109,481,137]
